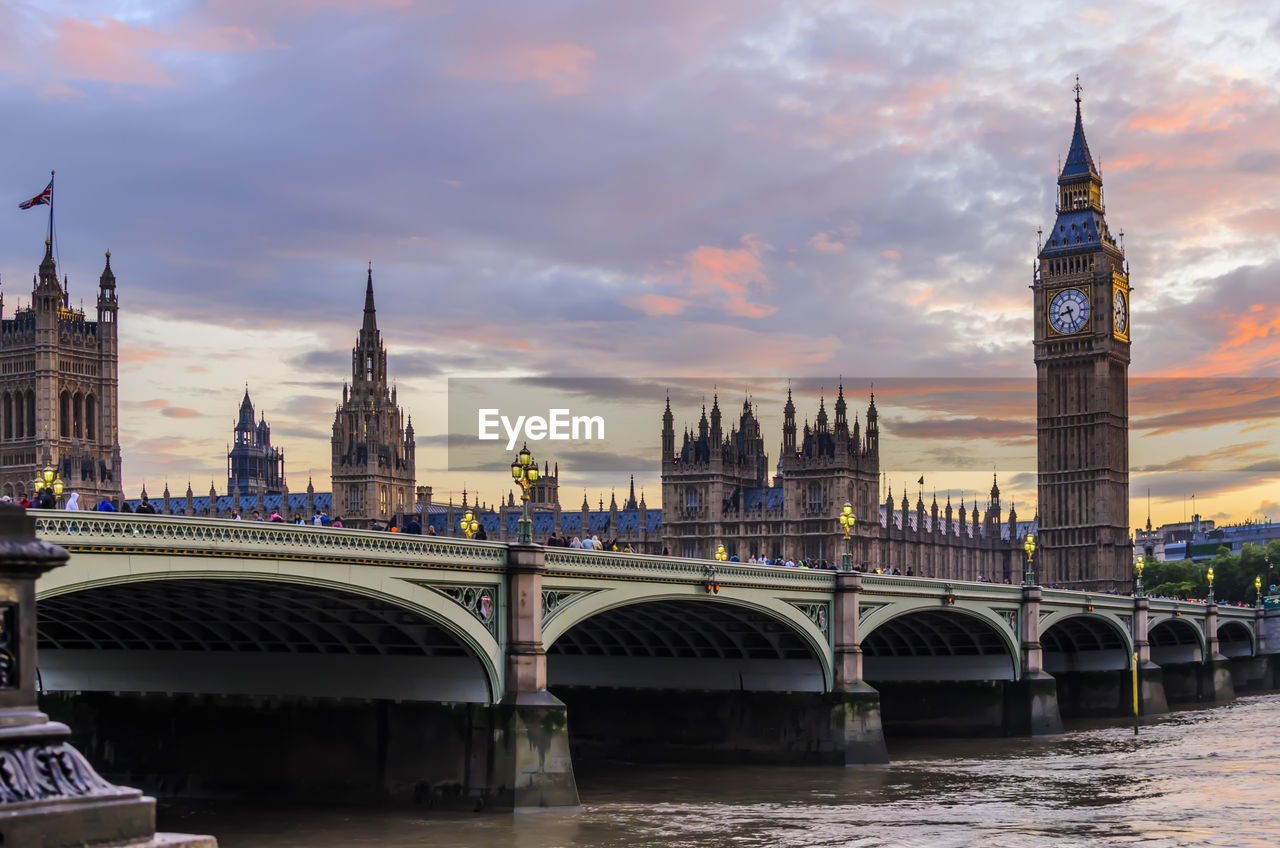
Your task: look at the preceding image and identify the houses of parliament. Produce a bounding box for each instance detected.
[9,89,1132,590]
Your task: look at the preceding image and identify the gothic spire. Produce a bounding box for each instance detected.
[362,262,378,334]
[1060,76,1099,182]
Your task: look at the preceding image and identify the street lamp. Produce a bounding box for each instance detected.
[1023,533,1037,587]
[1206,565,1215,604]
[459,510,478,538]
[715,544,727,562]
[838,502,855,572]
[1134,557,1145,598]
[32,464,64,508]
[510,443,539,544]
[1256,575,1263,609]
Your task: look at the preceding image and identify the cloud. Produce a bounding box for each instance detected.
[449,41,596,97]
[161,406,202,419]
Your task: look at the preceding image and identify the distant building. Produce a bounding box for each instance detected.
[330,267,415,528]
[0,239,122,505]
[1139,514,1279,563]
[227,388,284,496]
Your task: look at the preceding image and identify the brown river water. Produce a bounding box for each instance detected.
[158,694,1280,847]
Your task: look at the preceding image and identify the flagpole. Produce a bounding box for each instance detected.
[48,170,55,252]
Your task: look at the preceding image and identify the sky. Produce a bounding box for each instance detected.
[1,0,1278,529]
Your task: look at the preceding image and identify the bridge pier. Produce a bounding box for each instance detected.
[494,544,579,809]
[1200,603,1236,704]
[1133,598,1170,715]
[1006,585,1062,735]
[831,571,889,763]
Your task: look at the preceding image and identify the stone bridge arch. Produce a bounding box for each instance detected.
[858,599,1021,681]
[1147,614,1205,665]
[1217,619,1255,658]
[37,566,505,703]
[1039,610,1135,670]
[542,586,833,692]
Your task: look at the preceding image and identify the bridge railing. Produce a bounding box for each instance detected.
[543,547,835,589]
[32,510,508,568]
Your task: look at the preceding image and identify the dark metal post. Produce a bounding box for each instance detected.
[0,504,213,847]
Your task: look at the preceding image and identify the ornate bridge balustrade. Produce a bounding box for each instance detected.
[28,511,1275,806]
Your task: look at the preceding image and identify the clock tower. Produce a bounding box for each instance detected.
[1033,82,1131,591]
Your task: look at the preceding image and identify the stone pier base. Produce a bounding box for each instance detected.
[1202,658,1236,703]
[830,684,889,765]
[1138,663,1170,716]
[492,693,580,810]
[1161,660,1236,704]
[1228,655,1273,693]
[1004,672,1064,736]
[552,687,886,765]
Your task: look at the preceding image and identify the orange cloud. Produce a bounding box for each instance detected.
[450,42,595,97]
[627,293,689,317]
[1128,87,1260,135]
[49,15,280,87]
[809,231,845,253]
[676,235,776,317]
[120,347,170,364]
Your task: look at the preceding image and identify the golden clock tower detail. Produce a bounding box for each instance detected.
[1034,81,1131,591]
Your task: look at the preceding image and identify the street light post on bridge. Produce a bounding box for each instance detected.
[1023,533,1036,588]
[510,443,539,545]
[839,502,855,572]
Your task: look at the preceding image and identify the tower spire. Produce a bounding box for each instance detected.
[362,262,377,334]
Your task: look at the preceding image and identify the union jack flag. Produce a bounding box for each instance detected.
[18,180,52,210]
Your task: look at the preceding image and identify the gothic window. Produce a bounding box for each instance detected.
[13,393,23,440]
[60,392,70,438]
[86,393,96,441]
[348,485,362,512]
[26,391,34,438]
[684,487,699,509]
[366,356,373,380]
[808,482,822,510]
[379,485,389,515]
[73,391,83,439]
[2,393,9,440]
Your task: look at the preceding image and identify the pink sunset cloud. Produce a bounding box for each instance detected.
[450,41,596,97]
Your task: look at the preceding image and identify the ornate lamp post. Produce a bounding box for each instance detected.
[1023,533,1037,587]
[1256,575,1263,609]
[32,464,64,508]
[838,502,855,572]
[1134,556,1145,598]
[459,510,478,538]
[1206,565,1215,604]
[715,543,728,562]
[510,443,539,544]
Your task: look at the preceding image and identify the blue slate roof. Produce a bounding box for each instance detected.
[1060,103,1098,180]
[1039,208,1111,256]
[741,487,784,512]
[125,492,333,515]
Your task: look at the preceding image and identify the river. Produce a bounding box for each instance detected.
[157,694,1280,847]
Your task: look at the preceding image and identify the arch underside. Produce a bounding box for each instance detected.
[1218,621,1254,658]
[1042,615,1130,672]
[1148,618,1204,664]
[862,609,1015,681]
[38,578,491,702]
[547,599,825,692]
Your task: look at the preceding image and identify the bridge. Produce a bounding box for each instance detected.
[32,512,1275,808]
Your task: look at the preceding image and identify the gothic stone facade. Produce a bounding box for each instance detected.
[660,390,1025,580]
[330,268,415,528]
[0,241,122,504]
[227,388,284,496]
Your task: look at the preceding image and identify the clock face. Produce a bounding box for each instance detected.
[1113,289,1127,335]
[1048,288,1090,335]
